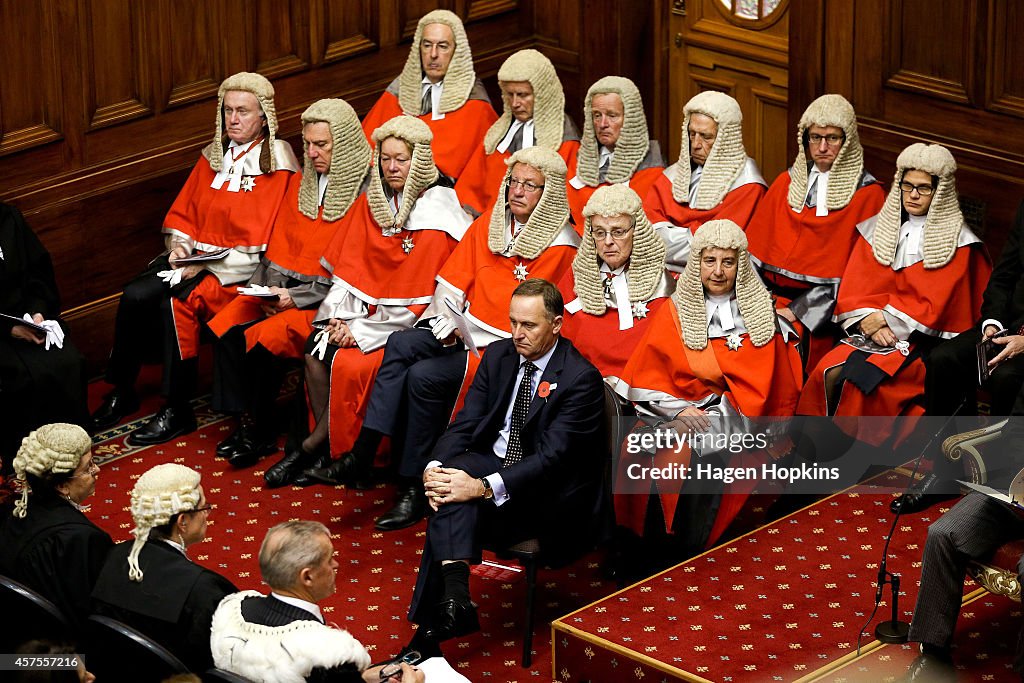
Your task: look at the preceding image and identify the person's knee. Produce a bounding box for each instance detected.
[383,328,437,364]
[408,359,457,398]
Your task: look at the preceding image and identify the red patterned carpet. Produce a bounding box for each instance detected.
[552,477,1021,682]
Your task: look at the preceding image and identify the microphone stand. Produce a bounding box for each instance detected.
[872,401,965,644]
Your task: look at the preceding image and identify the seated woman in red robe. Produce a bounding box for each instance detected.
[559,184,673,382]
[263,116,471,488]
[612,220,803,566]
[797,143,991,447]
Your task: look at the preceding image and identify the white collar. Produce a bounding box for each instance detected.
[317,173,329,207]
[705,292,736,332]
[271,592,324,623]
[161,538,189,557]
[599,145,614,166]
[600,262,634,329]
[497,119,535,153]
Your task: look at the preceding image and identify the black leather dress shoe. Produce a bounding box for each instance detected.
[421,598,479,642]
[91,389,140,431]
[902,652,955,682]
[224,428,278,469]
[375,483,428,531]
[265,448,327,488]
[216,426,246,458]
[304,451,373,488]
[891,473,956,515]
[291,454,333,487]
[127,406,196,446]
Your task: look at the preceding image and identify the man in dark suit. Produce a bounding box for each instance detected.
[897,199,1024,513]
[210,520,424,683]
[903,493,1024,680]
[406,278,606,643]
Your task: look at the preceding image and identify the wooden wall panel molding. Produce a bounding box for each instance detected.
[884,0,977,105]
[0,0,63,156]
[80,0,153,131]
[317,0,379,64]
[985,0,1024,118]
[399,0,453,39]
[247,0,311,80]
[158,1,224,109]
[750,86,789,181]
[466,0,519,21]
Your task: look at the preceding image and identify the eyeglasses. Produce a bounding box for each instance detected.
[808,133,844,146]
[190,504,215,514]
[70,462,100,479]
[592,227,633,240]
[508,178,544,193]
[899,181,934,196]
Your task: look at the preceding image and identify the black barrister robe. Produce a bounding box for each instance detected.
[0,492,113,624]
[91,539,237,672]
[0,202,89,461]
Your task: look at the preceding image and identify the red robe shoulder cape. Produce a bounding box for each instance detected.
[798,230,991,444]
[746,171,886,284]
[557,268,670,379]
[438,212,579,335]
[207,174,341,357]
[454,122,581,217]
[615,300,803,545]
[163,156,293,251]
[566,160,663,237]
[642,169,766,233]
[360,90,498,183]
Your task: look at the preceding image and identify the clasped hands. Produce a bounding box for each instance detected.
[858,311,898,347]
[322,318,356,347]
[423,466,484,512]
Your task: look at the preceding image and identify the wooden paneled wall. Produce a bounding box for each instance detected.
[790,0,1024,257]
[0,0,655,375]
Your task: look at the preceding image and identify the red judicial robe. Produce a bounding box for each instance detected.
[360,84,497,182]
[643,161,766,271]
[319,190,465,455]
[613,300,803,547]
[557,268,671,380]
[798,220,991,445]
[746,170,886,368]
[453,115,581,216]
[207,174,339,358]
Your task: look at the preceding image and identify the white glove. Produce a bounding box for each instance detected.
[237,284,274,297]
[429,316,457,343]
[157,269,184,287]
[310,327,330,361]
[24,314,65,351]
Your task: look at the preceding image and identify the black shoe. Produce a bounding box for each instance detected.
[223,425,278,469]
[304,451,373,488]
[92,389,140,431]
[421,597,479,642]
[127,406,196,446]
[291,453,333,487]
[216,424,246,458]
[265,448,324,488]
[902,652,955,682]
[891,473,957,515]
[375,483,428,531]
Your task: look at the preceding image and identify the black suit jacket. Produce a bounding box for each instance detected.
[432,337,606,557]
[981,200,1024,330]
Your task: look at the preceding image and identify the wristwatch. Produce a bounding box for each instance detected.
[479,477,494,500]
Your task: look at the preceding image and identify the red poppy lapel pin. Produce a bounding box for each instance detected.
[538,381,556,400]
